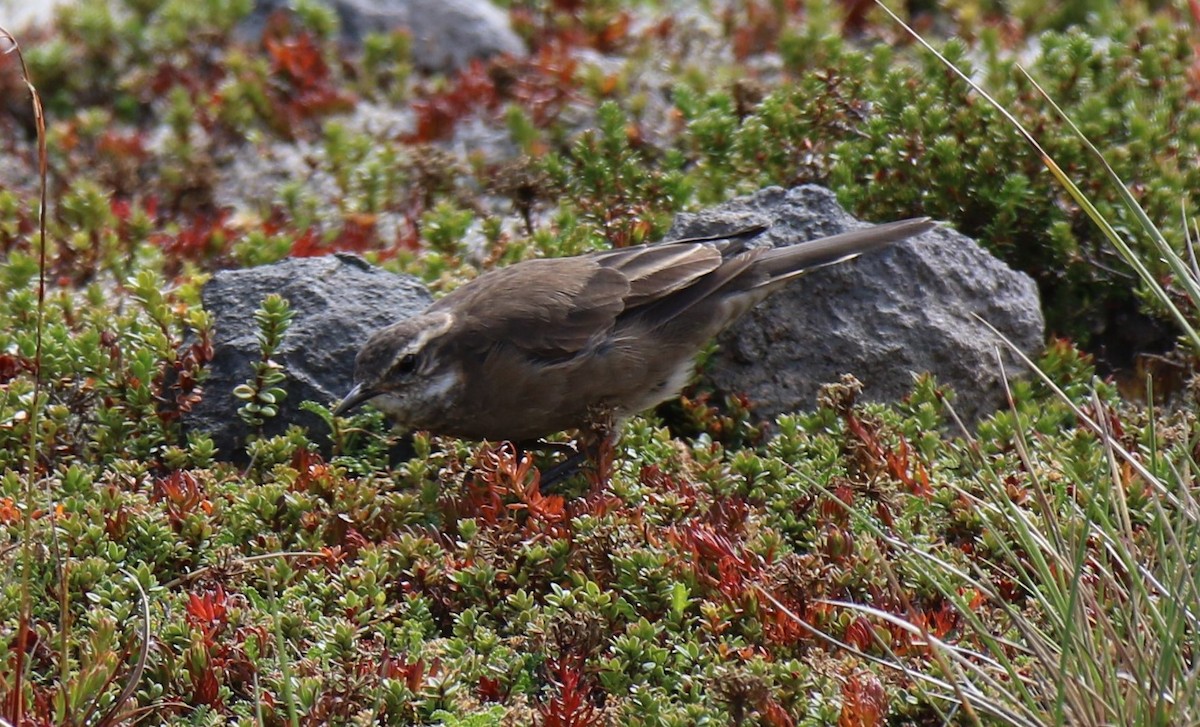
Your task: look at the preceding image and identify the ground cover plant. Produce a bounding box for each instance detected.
[1,0,1199,724]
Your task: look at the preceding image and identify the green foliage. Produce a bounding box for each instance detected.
[233,294,293,432]
[666,20,1200,345]
[544,101,691,248]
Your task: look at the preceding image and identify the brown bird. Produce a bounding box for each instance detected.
[334,218,935,470]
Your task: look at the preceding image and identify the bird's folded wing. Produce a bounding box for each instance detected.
[428,258,630,362]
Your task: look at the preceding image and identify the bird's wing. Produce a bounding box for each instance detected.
[427,226,768,362]
[427,257,633,361]
[591,225,768,307]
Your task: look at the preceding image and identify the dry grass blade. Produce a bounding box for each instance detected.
[94,569,152,726]
[1,24,49,727]
[160,550,325,590]
[752,586,1041,727]
[975,315,1193,518]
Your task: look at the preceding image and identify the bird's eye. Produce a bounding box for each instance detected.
[392,353,418,377]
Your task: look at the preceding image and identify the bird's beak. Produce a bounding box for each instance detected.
[333,383,377,417]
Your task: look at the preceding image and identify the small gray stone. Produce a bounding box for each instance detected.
[185,254,431,458]
[241,0,526,73]
[668,185,1044,424]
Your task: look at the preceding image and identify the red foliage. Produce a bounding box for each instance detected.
[508,44,581,128]
[262,26,354,136]
[290,215,380,258]
[762,699,797,727]
[186,585,229,642]
[185,584,230,707]
[537,655,602,727]
[0,498,19,526]
[477,674,506,702]
[2,615,34,724]
[668,521,765,604]
[159,326,214,424]
[721,0,802,60]
[510,3,632,52]
[458,443,568,536]
[838,672,888,727]
[820,482,855,524]
[842,410,932,497]
[153,470,213,528]
[379,654,435,694]
[406,60,499,143]
[406,45,581,145]
[1079,397,1126,442]
[902,598,962,648]
[0,353,31,384]
[842,617,876,652]
[759,588,810,646]
[290,448,333,493]
[151,209,236,263]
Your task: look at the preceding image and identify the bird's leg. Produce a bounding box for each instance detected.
[580,405,618,490]
[511,438,582,491]
[523,407,618,491]
[539,448,588,490]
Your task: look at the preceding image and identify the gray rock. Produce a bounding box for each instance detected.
[668,186,1044,424]
[241,0,526,73]
[185,254,431,457]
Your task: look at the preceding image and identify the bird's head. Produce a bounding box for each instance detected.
[333,311,459,428]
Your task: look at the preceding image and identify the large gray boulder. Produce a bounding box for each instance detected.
[241,0,526,73]
[668,185,1044,424]
[185,254,431,457]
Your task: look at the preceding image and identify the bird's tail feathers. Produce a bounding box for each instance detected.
[756,217,936,285]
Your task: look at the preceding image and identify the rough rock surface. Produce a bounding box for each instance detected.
[185,254,431,458]
[668,186,1044,424]
[241,0,526,72]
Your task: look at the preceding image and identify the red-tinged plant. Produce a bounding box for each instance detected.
[290,448,333,494]
[478,674,506,702]
[288,228,324,258]
[463,443,568,535]
[706,492,751,535]
[509,1,631,52]
[0,496,21,525]
[186,584,229,646]
[159,326,214,424]
[151,209,236,266]
[842,616,876,652]
[910,599,961,642]
[838,672,888,727]
[722,0,801,60]
[154,470,213,528]
[379,654,435,694]
[190,664,221,708]
[262,25,354,136]
[842,407,932,498]
[103,503,130,539]
[819,482,856,525]
[762,698,797,727]
[290,215,381,257]
[506,43,580,127]
[537,654,602,727]
[406,60,499,143]
[0,352,27,388]
[760,589,809,646]
[185,584,231,708]
[668,522,764,602]
[885,435,932,498]
[96,130,150,196]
